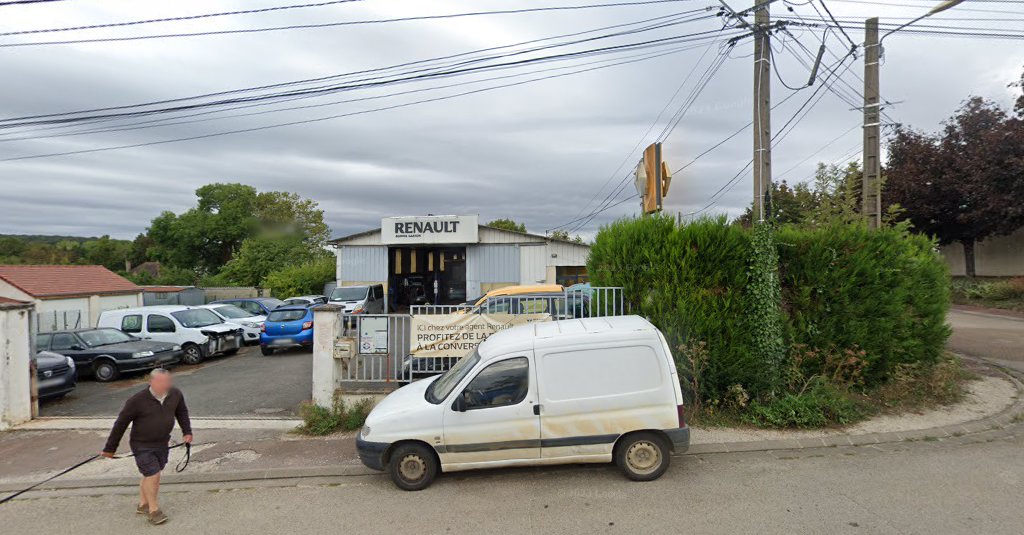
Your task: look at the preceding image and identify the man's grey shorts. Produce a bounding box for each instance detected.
[132,447,169,477]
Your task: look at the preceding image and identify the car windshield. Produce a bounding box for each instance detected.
[425,350,481,404]
[212,305,252,319]
[331,287,368,301]
[78,329,133,347]
[171,309,223,328]
[267,309,307,322]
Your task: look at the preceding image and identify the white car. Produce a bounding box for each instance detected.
[281,295,328,307]
[97,306,243,365]
[356,315,689,490]
[198,304,265,345]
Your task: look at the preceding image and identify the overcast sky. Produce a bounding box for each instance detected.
[0,0,1021,241]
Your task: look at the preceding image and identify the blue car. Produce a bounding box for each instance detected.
[210,297,285,317]
[260,305,314,355]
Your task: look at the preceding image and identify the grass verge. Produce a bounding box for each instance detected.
[294,395,374,436]
[951,277,1024,313]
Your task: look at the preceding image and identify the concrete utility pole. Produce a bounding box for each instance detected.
[752,0,772,223]
[862,17,882,228]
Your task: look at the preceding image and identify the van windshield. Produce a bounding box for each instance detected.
[330,287,368,302]
[425,350,480,404]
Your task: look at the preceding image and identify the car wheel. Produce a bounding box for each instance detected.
[92,360,120,382]
[615,432,670,481]
[181,344,203,365]
[388,443,438,491]
[260,346,274,356]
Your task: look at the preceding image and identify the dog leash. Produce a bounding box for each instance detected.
[0,441,193,505]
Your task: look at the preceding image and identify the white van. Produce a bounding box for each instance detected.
[329,284,385,314]
[356,315,689,490]
[97,306,244,365]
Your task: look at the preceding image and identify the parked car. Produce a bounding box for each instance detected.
[463,284,586,318]
[357,315,689,490]
[36,328,182,382]
[328,284,385,314]
[281,295,328,307]
[33,350,77,399]
[259,305,314,356]
[209,297,285,317]
[198,303,265,345]
[97,306,243,365]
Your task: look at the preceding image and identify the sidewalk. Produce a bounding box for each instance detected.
[2,358,1022,497]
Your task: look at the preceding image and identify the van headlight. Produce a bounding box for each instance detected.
[131,351,155,359]
[360,425,371,438]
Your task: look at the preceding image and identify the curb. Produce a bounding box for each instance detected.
[4,357,1022,497]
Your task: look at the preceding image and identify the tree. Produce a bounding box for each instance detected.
[219,232,322,287]
[486,218,527,233]
[146,183,330,276]
[262,257,335,297]
[549,230,584,243]
[81,235,132,271]
[737,163,862,227]
[885,96,1024,277]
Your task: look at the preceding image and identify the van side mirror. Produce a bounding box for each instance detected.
[452,394,467,413]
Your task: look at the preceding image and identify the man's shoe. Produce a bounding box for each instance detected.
[148,510,168,525]
[137,504,149,515]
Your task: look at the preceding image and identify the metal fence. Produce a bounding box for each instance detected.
[35,309,83,333]
[337,287,627,384]
[338,314,413,383]
[410,287,627,318]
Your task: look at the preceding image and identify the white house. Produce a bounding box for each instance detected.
[0,265,143,332]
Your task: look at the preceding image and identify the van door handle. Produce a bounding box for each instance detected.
[533,404,541,416]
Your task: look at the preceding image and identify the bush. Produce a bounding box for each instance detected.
[744,381,864,428]
[296,395,374,436]
[589,216,951,408]
[262,256,335,298]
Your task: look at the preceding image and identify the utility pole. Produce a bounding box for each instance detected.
[862,17,882,228]
[752,0,772,223]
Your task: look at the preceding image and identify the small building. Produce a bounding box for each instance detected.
[0,265,143,332]
[141,285,206,306]
[329,215,591,308]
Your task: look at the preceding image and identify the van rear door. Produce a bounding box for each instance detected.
[535,341,676,460]
[440,355,540,466]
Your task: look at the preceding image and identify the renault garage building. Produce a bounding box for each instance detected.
[330,215,590,308]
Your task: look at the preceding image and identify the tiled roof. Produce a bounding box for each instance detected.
[0,265,142,298]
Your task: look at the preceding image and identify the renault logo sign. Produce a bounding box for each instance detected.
[382,215,479,244]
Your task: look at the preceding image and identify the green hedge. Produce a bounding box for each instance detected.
[262,256,335,298]
[588,216,950,400]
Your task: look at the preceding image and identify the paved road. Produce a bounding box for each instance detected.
[948,307,1024,374]
[40,346,312,417]
[2,432,1022,534]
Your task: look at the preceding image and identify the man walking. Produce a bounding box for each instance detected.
[102,368,192,525]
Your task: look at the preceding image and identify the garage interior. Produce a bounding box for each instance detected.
[388,246,467,309]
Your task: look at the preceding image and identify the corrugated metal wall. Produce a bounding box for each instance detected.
[338,246,388,282]
[474,245,520,283]
[519,244,547,284]
[546,242,590,266]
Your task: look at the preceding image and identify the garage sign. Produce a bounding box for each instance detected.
[410,312,549,359]
[382,215,479,245]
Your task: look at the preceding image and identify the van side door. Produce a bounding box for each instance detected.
[535,342,674,461]
[145,314,178,344]
[440,355,540,466]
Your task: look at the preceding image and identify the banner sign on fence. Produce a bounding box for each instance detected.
[410,313,549,358]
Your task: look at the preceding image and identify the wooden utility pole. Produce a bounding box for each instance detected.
[862,17,882,228]
[752,0,772,223]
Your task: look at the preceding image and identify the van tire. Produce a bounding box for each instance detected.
[181,343,203,365]
[92,359,120,382]
[615,432,670,481]
[388,443,438,491]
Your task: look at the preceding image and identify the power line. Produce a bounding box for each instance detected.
[0,0,65,5]
[0,0,701,48]
[0,13,726,127]
[0,1,365,36]
[0,38,711,163]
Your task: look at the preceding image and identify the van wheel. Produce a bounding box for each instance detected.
[260,346,274,356]
[181,344,203,365]
[616,432,670,481]
[92,360,120,382]
[388,443,438,491]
